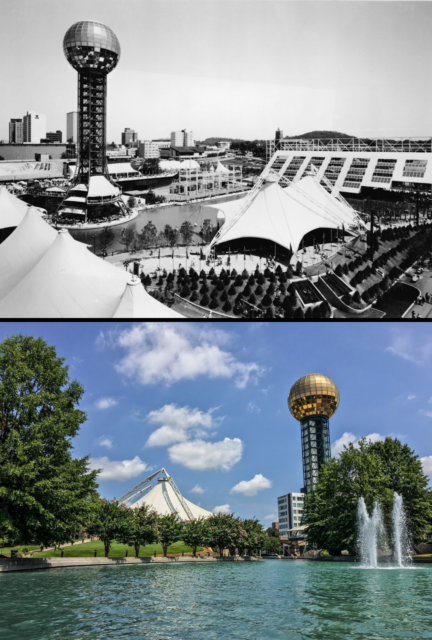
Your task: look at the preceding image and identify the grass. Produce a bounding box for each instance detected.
[32,540,203,558]
[0,545,40,555]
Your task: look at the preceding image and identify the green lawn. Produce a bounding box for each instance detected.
[0,545,40,555]
[32,540,203,558]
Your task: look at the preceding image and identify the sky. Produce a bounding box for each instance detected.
[2,0,432,143]
[1,321,431,525]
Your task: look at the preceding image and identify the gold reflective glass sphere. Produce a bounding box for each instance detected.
[288,373,339,421]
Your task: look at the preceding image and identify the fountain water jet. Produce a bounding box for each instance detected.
[392,493,412,567]
[357,493,412,568]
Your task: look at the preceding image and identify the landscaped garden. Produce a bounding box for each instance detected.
[32,540,204,558]
[145,264,332,319]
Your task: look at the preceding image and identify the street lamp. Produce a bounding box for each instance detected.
[92,234,96,255]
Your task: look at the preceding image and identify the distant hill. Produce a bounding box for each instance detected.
[285,130,356,139]
[198,137,265,145]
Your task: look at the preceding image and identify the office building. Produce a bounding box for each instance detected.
[277,492,305,537]
[171,130,194,147]
[138,140,160,159]
[122,128,138,147]
[66,112,79,143]
[42,131,63,143]
[22,111,46,143]
[9,119,23,144]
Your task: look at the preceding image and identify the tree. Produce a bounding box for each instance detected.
[138,221,158,250]
[164,225,179,247]
[180,221,194,247]
[263,536,281,554]
[304,437,432,555]
[266,527,280,538]
[119,228,136,252]
[239,518,267,556]
[0,334,99,546]
[116,504,158,558]
[207,513,240,557]
[86,498,129,557]
[157,513,183,557]
[182,517,211,556]
[127,196,137,209]
[202,219,213,243]
[97,227,116,256]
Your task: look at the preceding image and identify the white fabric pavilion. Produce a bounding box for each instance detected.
[133,477,212,519]
[113,277,182,318]
[0,207,56,301]
[209,176,360,254]
[0,186,29,229]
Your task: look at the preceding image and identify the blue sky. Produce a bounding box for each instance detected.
[1,0,432,141]
[2,322,432,524]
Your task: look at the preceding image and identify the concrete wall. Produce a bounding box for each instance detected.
[0,144,67,161]
[0,555,260,573]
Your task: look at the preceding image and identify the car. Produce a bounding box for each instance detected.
[267,551,279,556]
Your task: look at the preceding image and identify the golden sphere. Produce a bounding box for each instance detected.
[288,373,339,421]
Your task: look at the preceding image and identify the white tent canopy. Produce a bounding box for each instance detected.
[0,207,56,301]
[0,186,29,229]
[209,175,360,254]
[113,277,183,318]
[120,468,212,521]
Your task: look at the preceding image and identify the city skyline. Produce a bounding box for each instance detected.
[1,1,432,144]
[0,322,430,524]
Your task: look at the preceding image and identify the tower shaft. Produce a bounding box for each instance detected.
[300,415,330,493]
[75,70,108,185]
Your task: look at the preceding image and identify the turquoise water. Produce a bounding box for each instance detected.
[1,561,432,639]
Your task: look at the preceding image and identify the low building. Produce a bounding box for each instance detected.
[0,143,67,161]
[42,131,63,143]
[271,522,279,530]
[169,160,243,199]
[138,140,160,159]
[277,492,305,537]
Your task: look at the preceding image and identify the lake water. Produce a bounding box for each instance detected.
[1,560,431,640]
[68,194,246,253]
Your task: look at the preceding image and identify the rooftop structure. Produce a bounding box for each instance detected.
[119,468,211,520]
[288,373,339,493]
[265,137,432,196]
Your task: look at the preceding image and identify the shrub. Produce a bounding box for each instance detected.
[279,284,286,296]
[248,294,257,306]
[293,306,305,318]
[264,267,271,278]
[284,306,294,319]
[264,306,275,318]
[286,266,294,279]
[210,288,218,299]
[362,289,371,303]
[200,293,210,306]
[267,283,275,295]
[320,301,331,318]
[342,263,349,275]
[180,285,191,297]
[278,272,287,284]
[216,280,225,292]
[257,274,266,285]
[243,284,251,297]
[209,298,219,309]
[335,264,343,277]
[269,272,276,283]
[200,283,209,294]
[228,285,236,296]
[248,275,256,286]
[255,285,263,296]
[235,275,243,287]
[190,291,199,302]
[276,264,283,274]
[262,293,273,307]
[220,290,228,302]
[305,306,314,318]
[222,300,232,312]
[312,304,322,319]
[242,269,249,280]
[230,269,238,279]
[223,276,231,287]
[191,281,198,291]
[353,290,361,304]
[199,269,206,279]
[208,267,215,277]
[295,261,302,276]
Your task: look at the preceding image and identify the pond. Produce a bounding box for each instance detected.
[1,560,431,639]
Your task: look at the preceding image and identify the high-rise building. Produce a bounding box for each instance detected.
[275,127,283,150]
[277,492,305,537]
[22,111,46,143]
[287,373,340,494]
[171,130,194,147]
[9,119,23,144]
[58,20,127,222]
[122,128,138,147]
[43,131,63,143]
[66,111,79,143]
[138,141,160,159]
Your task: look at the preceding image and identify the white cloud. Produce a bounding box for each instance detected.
[145,404,220,447]
[420,456,432,480]
[168,437,243,471]
[386,333,432,366]
[331,432,385,457]
[230,474,272,497]
[190,485,206,494]
[420,410,432,418]
[96,436,114,449]
[109,323,265,388]
[213,504,231,515]
[95,397,118,410]
[264,514,276,521]
[407,395,416,401]
[247,401,261,414]
[88,456,151,481]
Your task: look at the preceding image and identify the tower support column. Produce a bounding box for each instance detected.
[300,415,330,493]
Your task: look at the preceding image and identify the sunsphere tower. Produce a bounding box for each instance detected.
[58,21,127,221]
[288,373,339,494]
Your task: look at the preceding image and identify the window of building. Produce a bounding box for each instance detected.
[403,159,428,178]
[371,159,397,183]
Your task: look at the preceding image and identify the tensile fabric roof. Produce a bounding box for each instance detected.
[133,477,212,520]
[0,186,29,229]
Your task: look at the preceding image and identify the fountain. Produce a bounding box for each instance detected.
[392,492,412,567]
[357,493,412,568]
